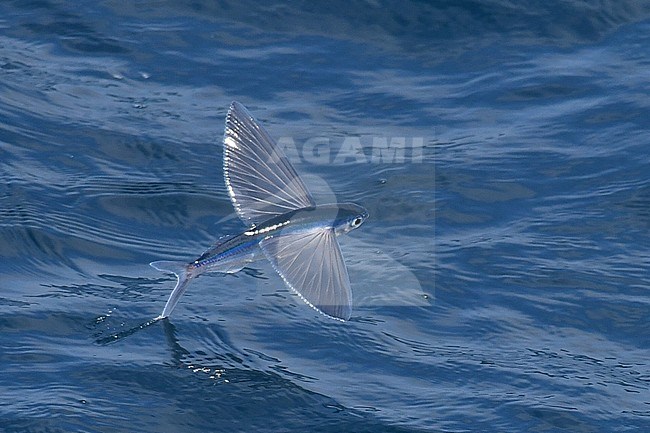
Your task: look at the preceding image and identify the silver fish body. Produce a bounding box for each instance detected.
[186,202,367,275]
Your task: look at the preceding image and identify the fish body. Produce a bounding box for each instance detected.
[151,102,368,321]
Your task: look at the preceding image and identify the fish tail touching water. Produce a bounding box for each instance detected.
[150,261,194,319]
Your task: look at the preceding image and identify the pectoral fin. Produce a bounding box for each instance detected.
[259,228,352,321]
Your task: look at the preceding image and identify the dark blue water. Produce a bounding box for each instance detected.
[2,1,649,431]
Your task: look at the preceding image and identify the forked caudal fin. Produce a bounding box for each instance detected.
[150,261,193,319]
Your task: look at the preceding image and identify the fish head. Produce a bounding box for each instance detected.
[333,202,369,235]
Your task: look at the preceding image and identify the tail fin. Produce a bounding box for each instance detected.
[150,261,193,319]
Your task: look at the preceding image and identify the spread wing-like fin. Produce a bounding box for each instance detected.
[224,101,315,226]
[260,228,352,321]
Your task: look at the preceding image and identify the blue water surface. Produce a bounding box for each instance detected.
[1,1,649,432]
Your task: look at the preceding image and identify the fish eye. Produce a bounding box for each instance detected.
[351,217,363,227]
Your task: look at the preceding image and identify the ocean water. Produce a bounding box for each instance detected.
[1,1,649,431]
